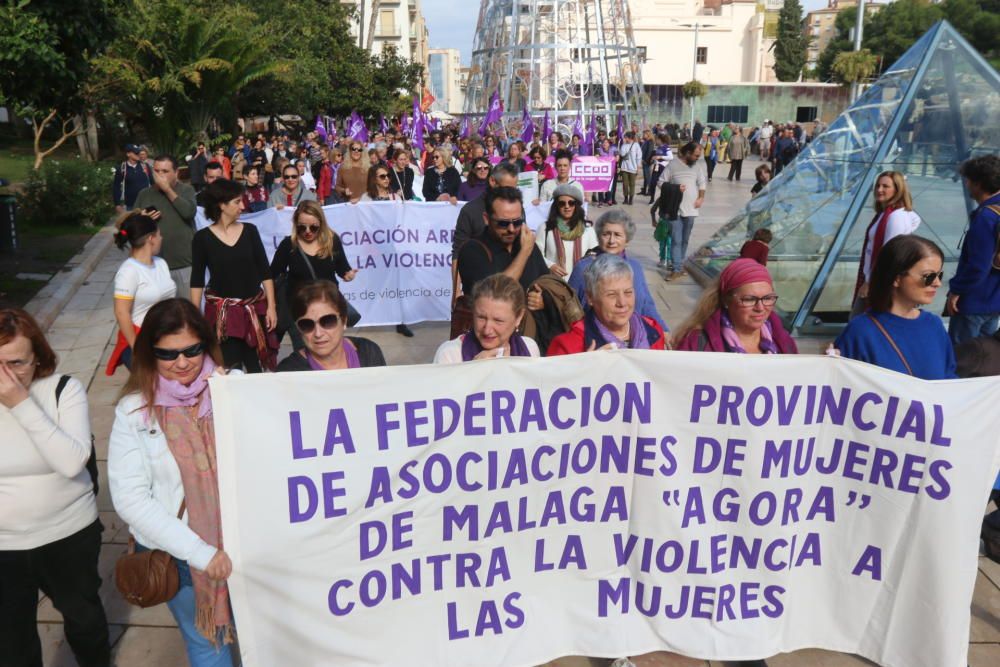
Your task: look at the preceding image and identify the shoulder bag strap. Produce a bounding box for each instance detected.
[866,314,913,376]
[55,374,71,405]
[296,246,318,280]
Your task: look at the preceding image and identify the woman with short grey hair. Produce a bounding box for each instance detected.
[549,253,668,354]
[568,209,667,329]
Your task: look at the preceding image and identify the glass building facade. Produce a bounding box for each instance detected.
[687,21,1000,334]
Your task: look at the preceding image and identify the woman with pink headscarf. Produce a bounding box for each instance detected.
[673,258,797,354]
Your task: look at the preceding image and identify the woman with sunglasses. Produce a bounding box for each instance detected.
[108,299,238,667]
[277,281,385,372]
[457,157,492,202]
[271,201,357,349]
[335,141,370,204]
[525,146,556,186]
[434,273,540,363]
[836,235,954,379]
[1,307,110,667]
[191,178,279,372]
[852,171,922,316]
[360,165,401,201]
[422,148,462,203]
[674,258,796,354]
[536,184,597,279]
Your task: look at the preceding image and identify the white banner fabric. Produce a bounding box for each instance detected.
[211,352,1000,667]
[195,201,552,327]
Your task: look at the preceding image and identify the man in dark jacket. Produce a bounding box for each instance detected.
[947,154,1000,345]
[187,142,209,193]
[112,144,152,212]
[639,129,656,196]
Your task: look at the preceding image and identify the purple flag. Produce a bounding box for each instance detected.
[412,114,425,152]
[379,114,389,135]
[328,116,338,140]
[616,109,625,144]
[584,112,597,156]
[460,115,471,139]
[348,111,369,143]
[572,111,584,139]
[541,110,552,143]
[519,107,535,143]
[479,90,502,135]
[314,115,327,143]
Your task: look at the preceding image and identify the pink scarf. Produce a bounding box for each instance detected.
[153,357,234,645]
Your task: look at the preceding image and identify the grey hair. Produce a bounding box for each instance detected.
[594,209,636,243]
[584,252,634,298]
[491,161,519,181]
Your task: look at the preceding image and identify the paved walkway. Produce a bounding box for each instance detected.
[33,169,1000,665]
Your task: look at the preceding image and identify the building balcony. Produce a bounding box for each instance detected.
[375,27,402,38]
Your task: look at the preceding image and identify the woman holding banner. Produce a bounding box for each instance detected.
[108,298,238,667]
[525,146,556,186]
[276,281,385,371]
[458,157,492,202]
[433,274,540,363]
[674,258,796,354]
[335,141,369,204]
[360,165,402,202]
[422,148,462,203]
[547,253,668,354]
[836,235,954,379]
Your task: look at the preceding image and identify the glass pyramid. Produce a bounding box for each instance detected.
[687,21,1000,334]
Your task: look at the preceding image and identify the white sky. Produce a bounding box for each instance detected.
[422,0,832,64]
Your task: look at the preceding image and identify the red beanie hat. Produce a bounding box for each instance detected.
[719,258,773,294]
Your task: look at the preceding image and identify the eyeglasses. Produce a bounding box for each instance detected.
[284,174,298,180]
[351,147,362,153]
[908,270,944,287]
[296,313,340,334]
[297,224,320,234]
[152,342,206,361]
[492,217,525,229]
[376,173,389,180]
[557,199,578,208]
[475,165,490,171]
[734,294,779,308]
[433,155,441,160]
[1,356,35,371]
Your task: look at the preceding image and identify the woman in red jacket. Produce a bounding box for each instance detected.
[547,253,667,355]
[674,258,796,354]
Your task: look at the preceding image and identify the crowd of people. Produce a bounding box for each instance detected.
[3,111,997,667]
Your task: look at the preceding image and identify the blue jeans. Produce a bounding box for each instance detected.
[136,545,236,667]
[671,216,696,270]
[948,312,1000,346]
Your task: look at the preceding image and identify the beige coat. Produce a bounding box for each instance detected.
[728,133,750,161]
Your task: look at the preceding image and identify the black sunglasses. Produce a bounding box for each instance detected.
[910,270,944,287]
[297,224,319,234]
[351,147,362,152]
[152,342,206,361]
[492,217,525,229]
[284,173,299,179]
[557,199,578,208]
[296,313,340,334]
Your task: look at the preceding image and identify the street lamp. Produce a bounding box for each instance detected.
[672,20,720,127]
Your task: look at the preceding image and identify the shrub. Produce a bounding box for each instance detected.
[17,159,115,228]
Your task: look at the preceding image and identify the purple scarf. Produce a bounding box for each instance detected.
[306,338,361,369]
[592,311,650,350]
[720,310,778,354]
[153,357,217,418]
[460,332,532,361]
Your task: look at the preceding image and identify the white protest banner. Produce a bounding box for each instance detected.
[211,352,1000,667]
[195,201,552,326]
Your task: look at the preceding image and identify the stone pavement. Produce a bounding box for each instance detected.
[32,167,1000,665]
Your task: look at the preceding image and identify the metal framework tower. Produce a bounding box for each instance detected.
[464,0,645,132]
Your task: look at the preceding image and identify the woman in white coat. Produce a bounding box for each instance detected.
[536,183,598,279]
[108,298,237,667]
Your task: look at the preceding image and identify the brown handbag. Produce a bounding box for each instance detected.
[115,501,185,608]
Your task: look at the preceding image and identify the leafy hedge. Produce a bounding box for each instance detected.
[17,159,115,228]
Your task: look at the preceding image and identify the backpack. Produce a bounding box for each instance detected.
[55,375,100,498]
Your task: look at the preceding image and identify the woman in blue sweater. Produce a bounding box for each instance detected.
[836,235,955,379]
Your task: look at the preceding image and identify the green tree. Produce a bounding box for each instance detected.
[942,0,1000,70]
[90,0,282,157]
[832,49,879,85]
[863,0,944,68]
[0,0,118,168]
[816,7,859,82]
[773,0,809,82]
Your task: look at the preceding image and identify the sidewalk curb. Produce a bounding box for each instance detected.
[25,224,115,332]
